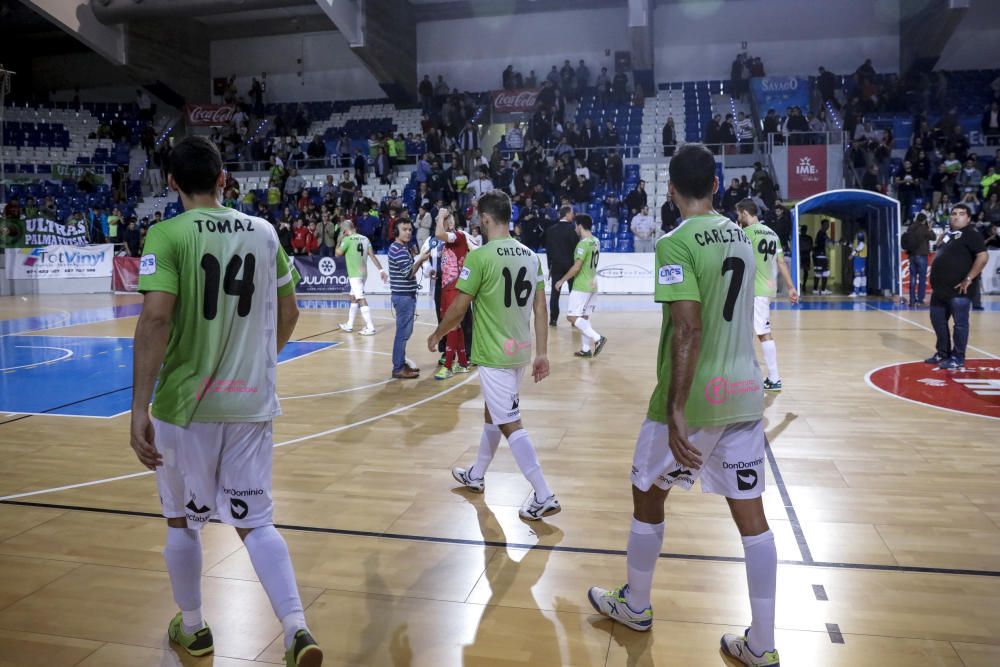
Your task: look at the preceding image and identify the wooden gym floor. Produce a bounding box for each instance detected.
[0,293,998,666]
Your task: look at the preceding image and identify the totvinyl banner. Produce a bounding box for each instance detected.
[5,244,114,279]
[184,104,236,127]
[112,256,140,292]
[786,145,826,199]
[750,76,811,114]
[294,255,350,294]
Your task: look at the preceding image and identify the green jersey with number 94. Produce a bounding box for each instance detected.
[457,237,545,369]
[138,208,299,427]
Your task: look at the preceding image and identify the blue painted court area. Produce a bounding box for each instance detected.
[0,335,335,418]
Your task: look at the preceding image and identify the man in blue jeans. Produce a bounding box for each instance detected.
[927,204,988,371]
[904,214,936,306]
[388,220,430,379]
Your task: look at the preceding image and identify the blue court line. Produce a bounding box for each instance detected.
[3,499,999,579]
[0,303,144,337]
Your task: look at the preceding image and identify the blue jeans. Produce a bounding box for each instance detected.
[909,255,927,303]
[391,294,416,373]
[930,295,970,363]
[319,245,333,258]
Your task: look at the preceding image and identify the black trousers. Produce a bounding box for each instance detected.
[549,267,573,323]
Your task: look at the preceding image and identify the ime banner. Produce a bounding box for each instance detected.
[786,145,827,199]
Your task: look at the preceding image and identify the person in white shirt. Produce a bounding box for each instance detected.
[506,123,524,152]
[630,206,656,253]
[574,159,590,182]
[467,168,495,203]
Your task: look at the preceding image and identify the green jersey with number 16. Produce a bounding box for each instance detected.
[744,222,784,298]
[572,236,600,293]
[339,233,370,278]
[138,208,299,428]
[457,236,545,369]
[647,213,763,428]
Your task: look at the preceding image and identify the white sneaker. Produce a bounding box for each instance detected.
[720,628,780,665]
[587,583,653,632]
[451,467,484,493]
[519,494,561,520]
[404,357,419,371]
[338,323,353,333]
[359,327,376,336]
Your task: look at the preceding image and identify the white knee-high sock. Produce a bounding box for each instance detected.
[507,429,553,501]
[742,530,777,655]
[244,526,308,649]
[573,317,602,341]
[360,305,374,329]
[347,302,359,327]
[760,340,779,383]
[163,527,204,632]
[470,424,501,480]
[625,518,665,611]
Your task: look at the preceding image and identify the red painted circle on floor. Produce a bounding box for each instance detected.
[866,359,1000,420]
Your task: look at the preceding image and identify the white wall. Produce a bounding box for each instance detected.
[210,31,385,103]
[416,7,629,92]
[653,0,900,82]
[936,0,1000,71]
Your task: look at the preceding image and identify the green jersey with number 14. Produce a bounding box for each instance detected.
[457,236,545,369]
[339,233,370,278]
[744,222,784,298]
[572,235,600,293]
[138,208,299,427]
[647,213,763,428]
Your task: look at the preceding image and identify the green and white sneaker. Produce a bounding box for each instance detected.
[284,629,323,667]
[167,612,214,657]
[763,378,782,393]
[587,584,653,631]
[454,364,471,374]
[593,336,608,357]
[434,366,454,380]
[574,350,593,358]
[721,628,780,666]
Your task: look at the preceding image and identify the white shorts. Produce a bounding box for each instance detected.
[154,418,275,530]
[630,418,766,499]
[349,277,366,300]
[568,290,597,317]
[753,296,771,336]
[480,366,525,425]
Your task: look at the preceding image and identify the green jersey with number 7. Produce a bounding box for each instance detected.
[647,213,764,427]
[138,207,300,427]
[457,236,545,369]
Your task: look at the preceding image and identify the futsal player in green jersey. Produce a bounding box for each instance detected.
[336,219,387,335]
[428,190,561,521]
[736,199,798,392]
[554,214,608,358]
[131,137,322,667]
[588,145,780,666]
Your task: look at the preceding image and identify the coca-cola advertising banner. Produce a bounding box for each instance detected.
[184,104,236,126]
[491,89,541,115]
[787,145,826,199]
[112,256,140,292]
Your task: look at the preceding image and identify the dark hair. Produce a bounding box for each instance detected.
[559,205,573,219]
[951,203,972,217]
[668,143,716,200]
[168,136,223,195]
[735,198,758,217]
[575,214,593,231]
[477,190,512,225]
[393,219,411,238]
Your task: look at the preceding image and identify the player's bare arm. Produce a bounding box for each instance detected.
[777,255,799,304]
[531,286,550,382]
[276,293,299,354]
[555,258,583,291]
[666,299,703,469]
[130,290,175,470]
[428,291,473,351]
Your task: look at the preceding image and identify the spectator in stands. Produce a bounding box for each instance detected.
[895,164,922,218]
[319,174,337,200]
[730,54,747,102]
[468,167,494,204]
[375,147,392,185]
[657,116,677,158]
[317,212,339,258]
[982,166,1000,199]
[983,102,1000,146]
[736,112,754,152]
[571,174,592,213]
[576,60,591,90]
[660,194,680,235]
[124,217,142,257]
[958,158,982,194]
[506,122,525,153]
[624,180,647,218]
[721,179,743,216]
[818,66,838,108]
[631,206,656,252]
[339,170,357,209]
[307,135,326,168]
[284,168,306,204]
[862,164,880,192]
[419,75,434,113]
[334,132,350,168]
[290,219,309,256]
[612,70,629,104]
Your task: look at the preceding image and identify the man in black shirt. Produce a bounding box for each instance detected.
[813,219,833,294]
[927,204,988,370]
[544,206,579,326]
